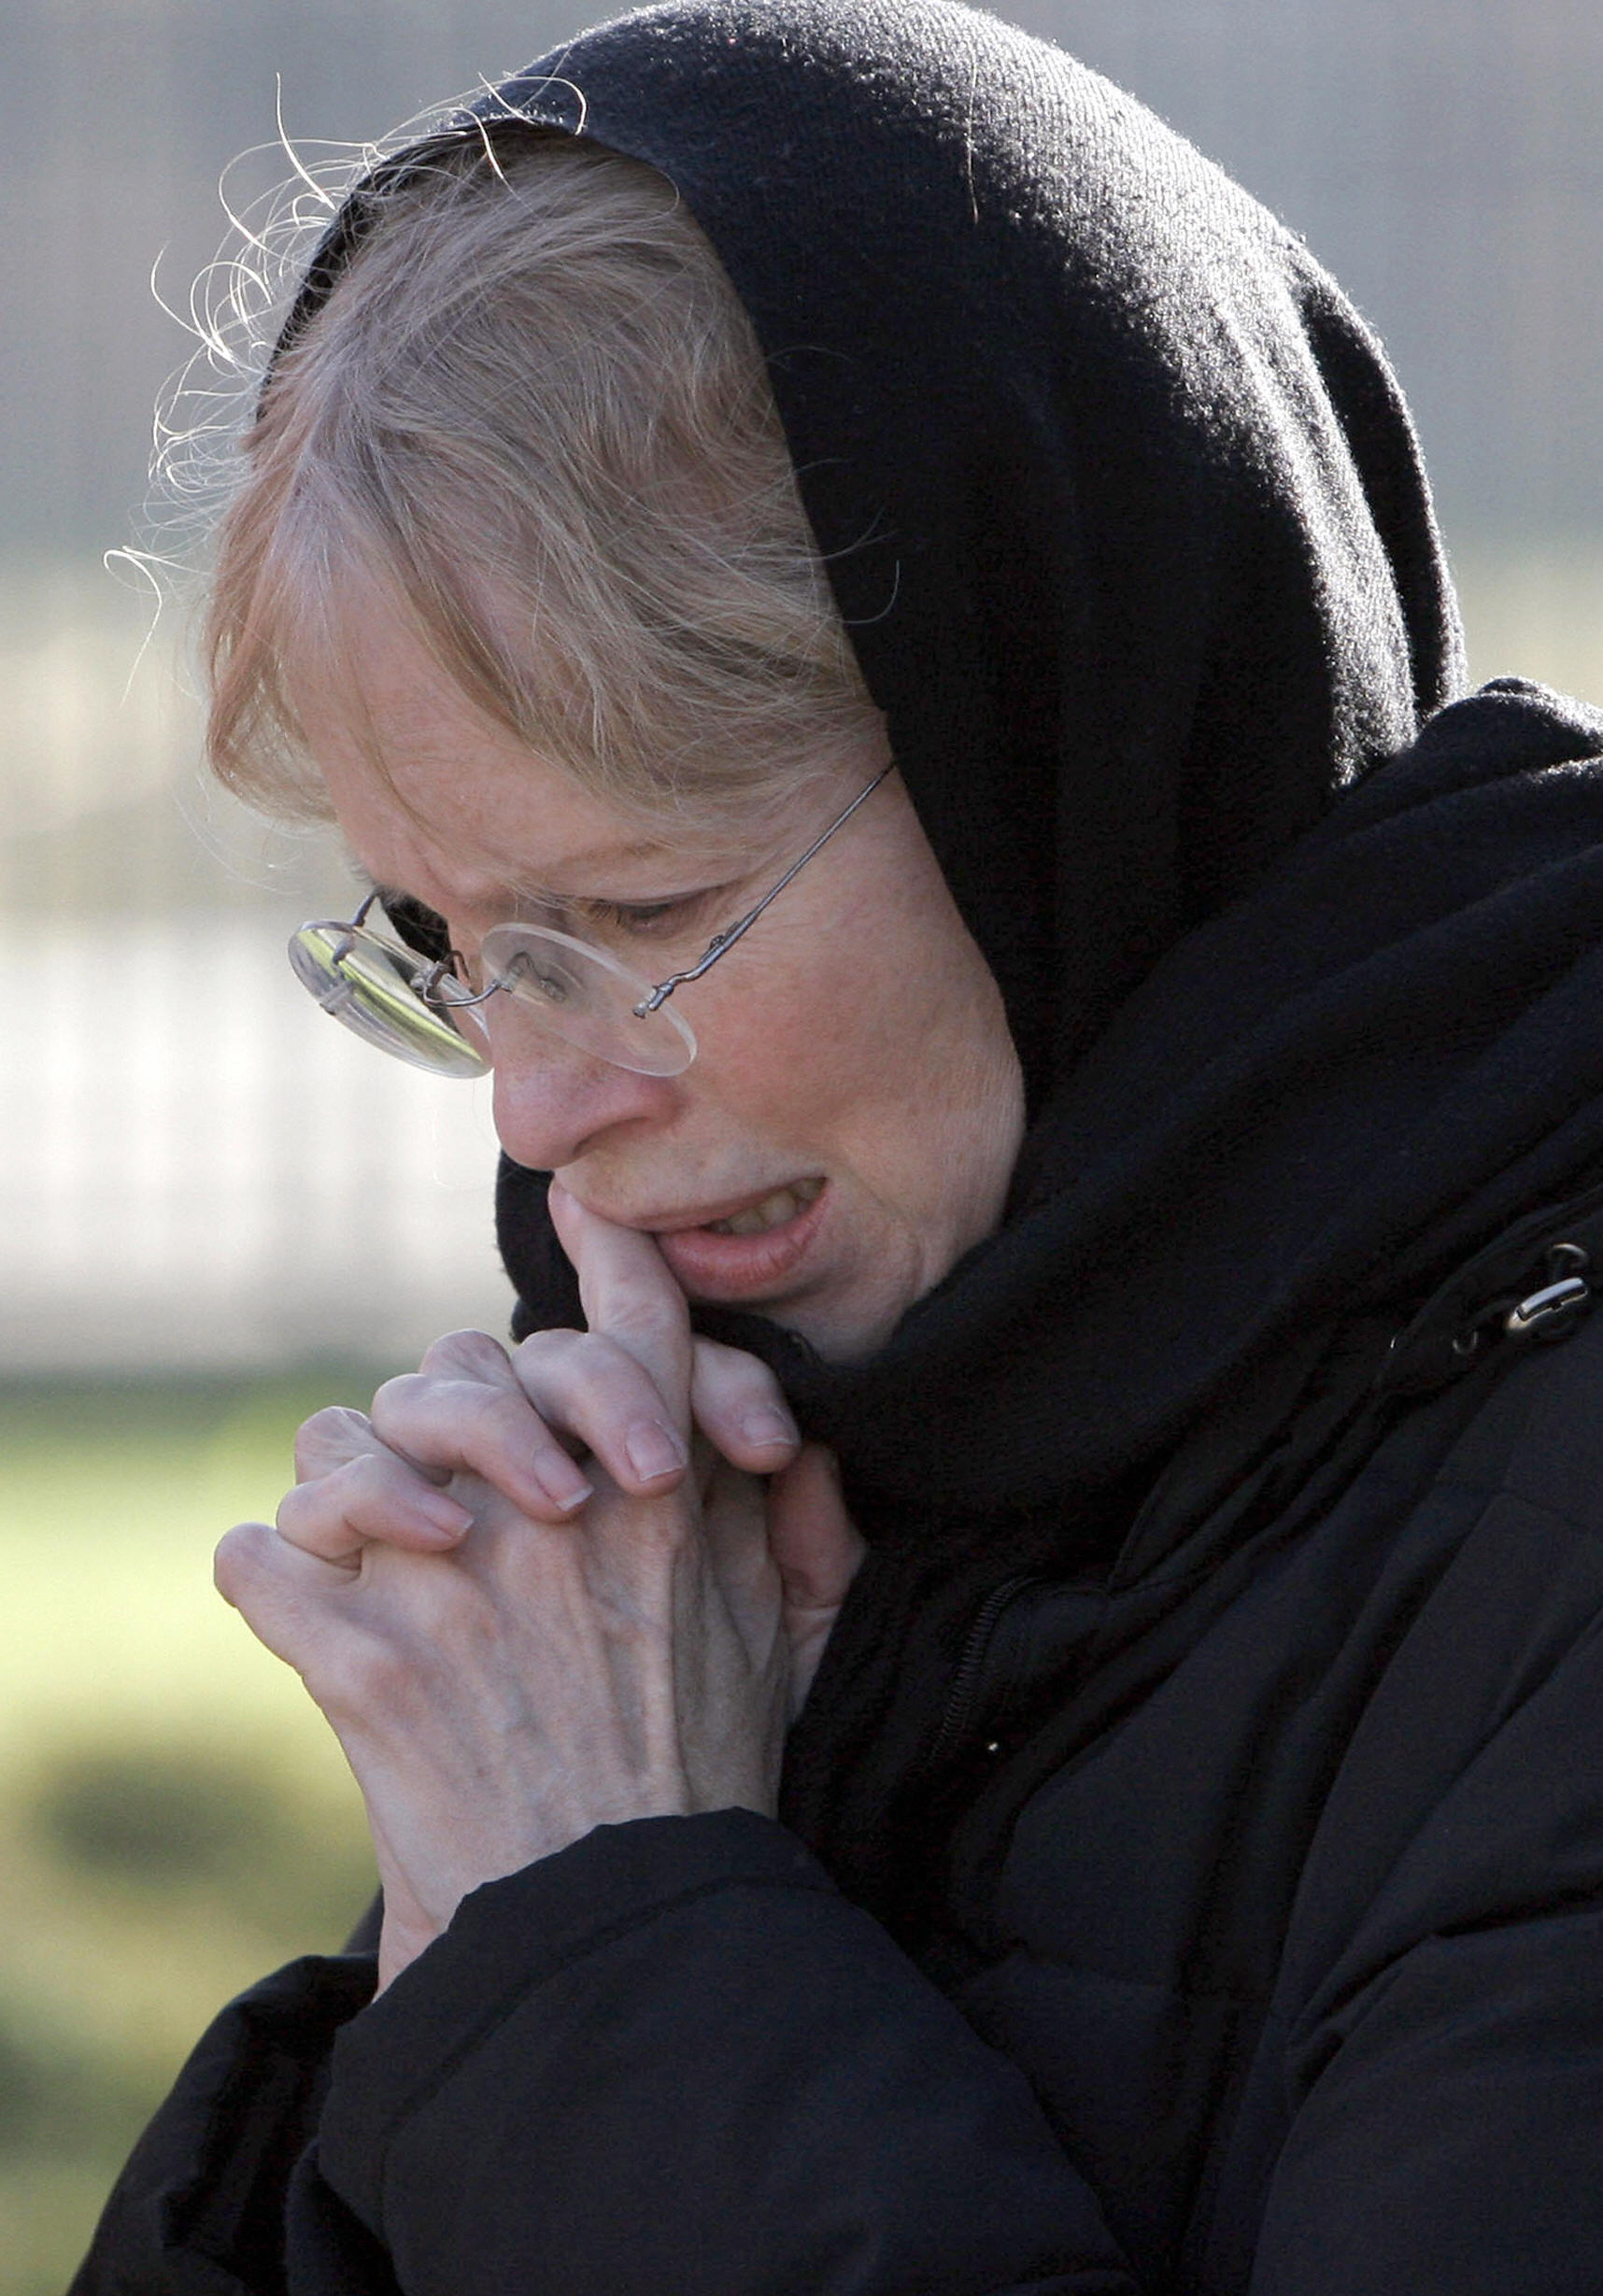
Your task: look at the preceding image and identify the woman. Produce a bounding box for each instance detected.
[76,3,1603,2290]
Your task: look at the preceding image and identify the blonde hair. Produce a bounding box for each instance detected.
[204,126,877,829]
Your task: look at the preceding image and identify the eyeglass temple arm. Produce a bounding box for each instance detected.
[633,765,894,1015]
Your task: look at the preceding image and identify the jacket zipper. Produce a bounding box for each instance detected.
[925,1571,1045,1773]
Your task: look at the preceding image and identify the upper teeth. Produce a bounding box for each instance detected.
[708,1178,823,1236]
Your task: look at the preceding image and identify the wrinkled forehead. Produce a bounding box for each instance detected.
[288,588,869,918]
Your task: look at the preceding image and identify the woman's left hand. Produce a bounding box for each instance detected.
[214,1188,862,1990]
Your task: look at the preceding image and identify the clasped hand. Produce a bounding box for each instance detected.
[215,1183,863,1989]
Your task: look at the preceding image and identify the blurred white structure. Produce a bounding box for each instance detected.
[1,589,514,1373]
[5,918,513,1371]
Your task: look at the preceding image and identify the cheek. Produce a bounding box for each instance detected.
[690,878,1019,1215]
[694,909,911,1129]
[693,971,856,1134]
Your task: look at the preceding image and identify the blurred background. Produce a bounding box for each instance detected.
[4,0,1602,2283]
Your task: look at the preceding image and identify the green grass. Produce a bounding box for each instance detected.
[0,1377,396,2296]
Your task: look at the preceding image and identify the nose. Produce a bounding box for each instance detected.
[487,999,678,1169]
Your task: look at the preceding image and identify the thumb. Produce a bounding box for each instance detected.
[767,1444,865,1622]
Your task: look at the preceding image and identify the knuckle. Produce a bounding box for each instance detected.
[214,1519,271,1601]
[336,1628,411,1709]
[526,1324,686,1411]
[348,1448,402,1504]
[509,1327,585,1390]
[480,1379,535,1424]
[518,1328,642,1411]
[294,1404,373,1476]
[300,1626,399,1721]
[279,1453,371,1539]
[370,1372,430,1431]
[273,1483,311,1539]
[599,1289,678,1348]
[573,1329,657,1392]
[514,1325,583,1362]
[467,1383,546,1455]
[372,1369,518,1449]
[371,1379,463,1458]
[418,1327,513,1382]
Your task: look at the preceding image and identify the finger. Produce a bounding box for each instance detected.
[291,1335,520,1481]
[766,1446,865,1720]
[689,1339,802,1471]
[215,1523,404,1724]
[277,1449,475,1565]
[214,1518,356,1660]
[512,1327,691,1494]
[766,1445,867,1619]
[547,1180,692,1425]
[370,1369,595,1520]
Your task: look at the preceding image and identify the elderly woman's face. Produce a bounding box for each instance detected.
[296,610,1025,1359]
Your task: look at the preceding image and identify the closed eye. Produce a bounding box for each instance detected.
[567,886,728,938]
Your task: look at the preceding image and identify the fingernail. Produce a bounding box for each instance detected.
[626,1419,689,1482]
[536,1457,594,1513]
[419,1492,474,1538]
[743,1404,801,1452]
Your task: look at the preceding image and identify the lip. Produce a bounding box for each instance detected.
[601,1183,815,1237]
[648,1178,832,1300]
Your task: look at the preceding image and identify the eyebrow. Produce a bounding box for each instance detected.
[518,837,682,884]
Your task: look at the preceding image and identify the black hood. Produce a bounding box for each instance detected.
[479,0,1464,1093]
[466,0,1526,1517]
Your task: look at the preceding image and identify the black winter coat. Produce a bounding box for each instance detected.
[72,1222,1603,2292]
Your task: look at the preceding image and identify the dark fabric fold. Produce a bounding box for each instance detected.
[313,1812,1137,2296]
[67,1954,376,2295]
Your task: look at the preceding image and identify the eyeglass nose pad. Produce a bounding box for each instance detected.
[418,963,497,1048]
[418,961,475,1008]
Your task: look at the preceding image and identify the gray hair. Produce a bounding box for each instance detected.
[204,126,878,830]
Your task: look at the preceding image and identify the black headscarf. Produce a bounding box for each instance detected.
[471,0,1489,1494]
[471,0,1462,1093]
[285,0,1603,1903]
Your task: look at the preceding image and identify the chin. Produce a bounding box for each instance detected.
[759,1282,907,1365]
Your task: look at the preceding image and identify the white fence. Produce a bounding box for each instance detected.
[1,595,515,1374]
[4,914,514,1373]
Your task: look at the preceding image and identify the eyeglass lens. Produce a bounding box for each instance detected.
[288,924,491,1077]
[288,918,698,1078]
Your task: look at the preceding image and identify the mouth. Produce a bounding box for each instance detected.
[701,1177,824,1236]
[649,1176,830,1300]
